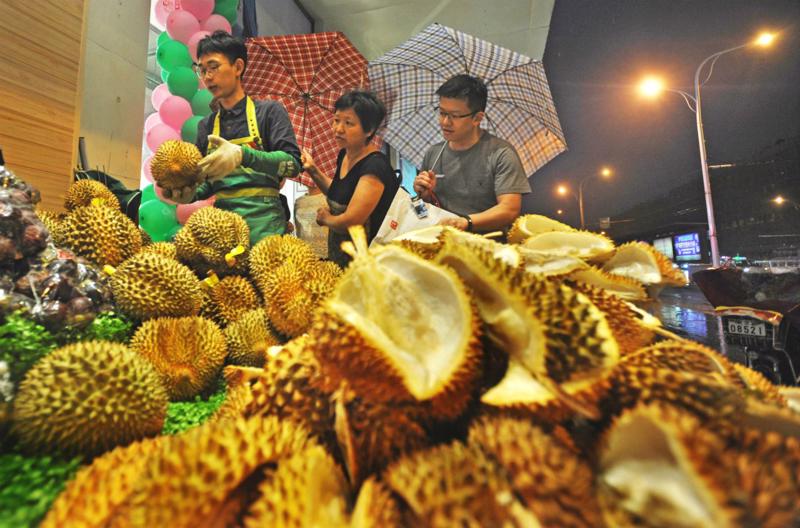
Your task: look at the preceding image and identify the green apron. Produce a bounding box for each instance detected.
[200,97,286,246]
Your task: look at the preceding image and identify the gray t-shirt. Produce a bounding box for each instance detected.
[420,131,531,217]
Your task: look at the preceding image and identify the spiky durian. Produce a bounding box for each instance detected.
[517,245,589,276]
[731,362,787,406]
[175,207,250,276]
[391,225,446,260]
[350,477,404,528]
[223,308,281,367]
[107,251,202,320]
[598,404,744,528]
[129,316,227,400]
[603,241,688,287]
[58,203,142,266]
[334,384,430,486]
[469,415,602,527]
[264,262,338,338]
[434,228,619,420]
[34,207,64,241]
[125,416,313,527]
[780,387,800,414]
[41,437,162,528]
[64,179,119,210]
[249,234,318,293]
[521,230,616,262]
[150,139,203,191]
[244,445,349,528]
[139,241,177,260]
[205,275,261,327]
[139,227,152,246]
[385,441,536,527]
[568,265,648,301]
[310,226,483,421]
[622,340,741,384]
[508,213,575,244]
[11,341,167,457]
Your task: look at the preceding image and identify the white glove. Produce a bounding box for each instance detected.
[198,134,243,181]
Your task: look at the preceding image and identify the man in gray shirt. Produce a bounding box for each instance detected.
[413,74,530,233]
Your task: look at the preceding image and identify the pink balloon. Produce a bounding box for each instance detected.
[159,95,193,130]
[166,9,200,45]
[144,112,163,134]
[154,184,178,205]
[142,155,154,184]
[146,123,181,152]
[153,0,176,30]
[181,0,214,23]
[176,196,217,224]
[150,83,171,111]
[201,14,232,35]
[187,30,212,62]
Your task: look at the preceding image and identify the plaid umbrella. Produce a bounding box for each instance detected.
[243,32,370,187]
[368,23,566,177]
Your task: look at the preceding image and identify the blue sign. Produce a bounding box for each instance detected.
[673,232,701,262]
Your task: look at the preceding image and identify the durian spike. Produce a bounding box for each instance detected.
[333,383,359,485]
[223,365,265,386]
[483,231,504,239]
[346,225,369,256]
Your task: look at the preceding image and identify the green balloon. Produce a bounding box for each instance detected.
[157,31,170,46]
[190,89,214,116]
[167,66,199,100]
[181,115,204,144]
[139,199,180,242]
[156,39,192,73]
[214,1,238,24]
[161,69,170,83]
[141,184,157,204]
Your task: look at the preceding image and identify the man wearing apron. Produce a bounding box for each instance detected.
[166,31,301,246]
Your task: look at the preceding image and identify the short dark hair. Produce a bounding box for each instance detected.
[196,31,248,76]
[334,91,386,143]
[435,74,488,113]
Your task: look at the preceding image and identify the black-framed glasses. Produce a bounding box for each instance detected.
[193,62,222,79]
[435,106,477,121]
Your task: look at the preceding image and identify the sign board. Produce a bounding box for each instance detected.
[673,232,702,262]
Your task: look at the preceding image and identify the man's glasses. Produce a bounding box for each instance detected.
[436,106,477,121]
[193,62,222,79]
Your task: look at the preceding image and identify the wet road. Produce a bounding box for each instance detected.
[653,285,728,354]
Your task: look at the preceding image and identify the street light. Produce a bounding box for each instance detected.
[773,195,800,210]
[638,30,777,267]
[578,167,613,230]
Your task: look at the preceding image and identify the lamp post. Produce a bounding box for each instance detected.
[638,31,776,267]
[578,166,613,230]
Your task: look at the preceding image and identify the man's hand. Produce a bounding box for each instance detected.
[413,170,437,197]
[198,134,243,181]
[438,216,468,230]
[162,185,196,204]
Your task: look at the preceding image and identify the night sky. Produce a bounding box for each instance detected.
[524,0,800,225]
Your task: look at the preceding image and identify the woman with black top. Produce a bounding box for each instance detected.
[301,91,399,268]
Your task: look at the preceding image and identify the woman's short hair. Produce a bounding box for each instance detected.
[334,91,386,142]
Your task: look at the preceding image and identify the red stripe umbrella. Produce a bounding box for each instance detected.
[244,32,374,188]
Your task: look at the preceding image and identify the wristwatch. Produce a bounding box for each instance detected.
[463,214,473,232]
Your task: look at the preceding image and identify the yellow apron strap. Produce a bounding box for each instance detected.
[211,96,264,149]
[215,187,280,199]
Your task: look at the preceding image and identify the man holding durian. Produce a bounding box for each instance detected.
[164,31,301,245]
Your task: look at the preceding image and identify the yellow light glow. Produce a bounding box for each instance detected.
[600,167,612,178]
[600,231,606,235]
[773,195,785,205]
[557,185,568,196]
[755,32,776,47]
[638,76,664,98]
[557,209,563,215]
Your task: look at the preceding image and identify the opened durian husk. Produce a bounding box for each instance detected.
[779,386,800,414]
[621,340,740,382]
[434,228,619,420]
[602,241,688,289]
[568,265,648,301]
[731,362,787,406]
[517,246,589,277]
[350,477,404,528]
[309,226,483,421]
[521,230,616,262]
[508,213,575,244]
[391,225,446,260]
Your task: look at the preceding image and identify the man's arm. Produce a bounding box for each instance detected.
[262,102,301,165]
[441,193,521,232]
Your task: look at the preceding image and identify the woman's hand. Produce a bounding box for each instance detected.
[301,149,317,174]
[316,205,332,226]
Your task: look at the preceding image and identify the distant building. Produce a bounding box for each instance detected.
[607,136,800,263]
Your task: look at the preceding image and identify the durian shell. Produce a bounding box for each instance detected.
[350,477,404,528]
[731,362,787,406]
[11,341,168,457]
[150,140,202,191]
[174,207,250,276]
[568,265,648,301]
[129,316,227,400]
[223,308,281,367]
[521,230,616,262]
[621,340,739,380]
[109,251,202,320]
[207,275,261,327]
[603,241,688,287]
[59,203,143,266]
[263,264,317,338]
[391,225,446,260]
[64,179,120,211]
[139,241,177,260]
[34,208,64,242]
[517,245,589,277]
[249,234,318,294]
[508,213,575,244]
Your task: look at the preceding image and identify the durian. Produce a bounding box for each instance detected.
[11,341,168,457]
[34,208,64,241]
[350,477,404,528]
[139,241,177,260]
[58,203,143,266]
[391,225,446,260]
[150,139,203,191]
[518,245,589,276]
[205,274,261,327]
[264,261,339,338]
[731,362,787,406]
[603,241,688,288]
[244,445,350,528]
[64,179,119,210]
[129,316,227,400]
[568,265,648,301]
[249,234,318,292]
[175,207,250,276]
[223,308,281,367]
[310,226,483,421]
[508,213,575,244]
[521,230,616,262]
[107,251,202,320]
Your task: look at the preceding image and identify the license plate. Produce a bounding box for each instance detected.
[727,319,766,336]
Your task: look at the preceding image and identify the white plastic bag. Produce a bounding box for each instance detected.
[371,187,459,246]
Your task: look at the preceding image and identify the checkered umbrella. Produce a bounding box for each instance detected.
[243,33,370,187]
[368,23,566,177]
